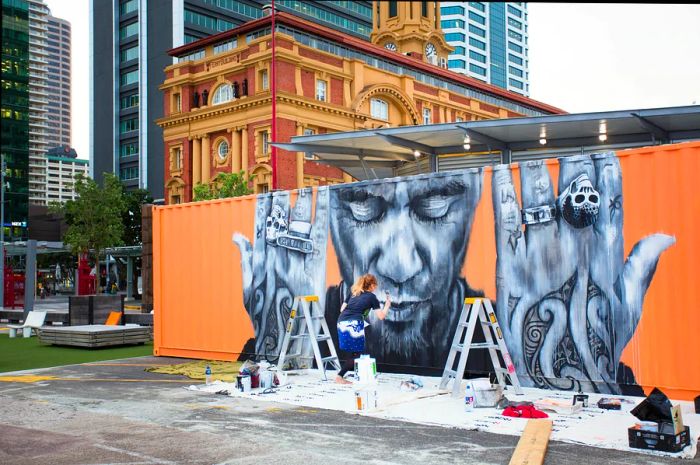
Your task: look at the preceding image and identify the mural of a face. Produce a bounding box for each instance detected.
[329,170,483,365]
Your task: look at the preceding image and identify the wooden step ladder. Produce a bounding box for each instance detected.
[277,295,341,381]
[440,297,523,398]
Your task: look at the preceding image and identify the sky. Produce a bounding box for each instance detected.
[44,1,700,161]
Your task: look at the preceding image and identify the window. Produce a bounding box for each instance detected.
[120,0,137,15]
[469,37,486,50]
[303,128,315,159]
[507,5,521,17]
[508,42,523,53]
[184,9,215,30]
[212,84,232,104]
[452,46,466,55]
[260,69,268,90]
[456,117,463,122]
[508,53,523,65]
[120,94,139,109]
[217,140,229,160]
[120,118,138,133]
[213,39,237,54]
[441,6,464,16]
[422,107,431,124]
[445,32,465,42]
[448,59,465,69]
[119,166,139,180]
[120,142,138,157]
[509,66,523,77]
[261,131,270,155]
[469,50,486,63]
[171,146,182,170]
[509,78,524,89]
[389,1,397,17]
[370,98,388,120]
[173,93,181,112]
[421,1,428,17]
[120,69,138,86]
[468,11,485,25]
[508,17,522,29]
[120,46,138,62]
[441,19,464,29]
[469,24,485,38]
[469,2,485,12]
[171,195,181,204]
[119,22,138,40]
[470,63,486,75]
[508,30,523,41]
[316,79,327,101]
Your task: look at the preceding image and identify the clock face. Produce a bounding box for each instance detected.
[385,42,397,51]
[425,42,437,58]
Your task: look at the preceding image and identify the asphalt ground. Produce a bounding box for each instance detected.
[0,356,696,465]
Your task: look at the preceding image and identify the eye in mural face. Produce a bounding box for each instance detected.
[340,190,387,224]
[410,180,466,223]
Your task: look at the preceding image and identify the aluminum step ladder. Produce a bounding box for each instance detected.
[440,297,522,398]
[277,295,341,381]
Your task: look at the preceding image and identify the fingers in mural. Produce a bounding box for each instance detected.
[492,165,526,341]
[232,232,253,317]
[307,186,330,279]
[617,233,675,360]
[590,152,623,288]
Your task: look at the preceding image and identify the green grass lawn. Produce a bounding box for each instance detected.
[0,332,154,373]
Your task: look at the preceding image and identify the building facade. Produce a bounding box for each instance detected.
[1,0,30,241]
[45,146,89,203]
[157,2,561,204]
[441,2,529,96]
[46,14,71,149]
[90,0,371,202]
[27,0,50,206]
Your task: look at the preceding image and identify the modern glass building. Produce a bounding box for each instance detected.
[46,13,71,149]
[1,0,30,240]
[441,2,529,96]
[90,0,372,201]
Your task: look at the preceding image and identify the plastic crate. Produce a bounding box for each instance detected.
[628,425,690,453]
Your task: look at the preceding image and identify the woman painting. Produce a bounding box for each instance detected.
[335,274,391,384]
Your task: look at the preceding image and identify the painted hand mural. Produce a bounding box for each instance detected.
[327,170,484,367]
[492,153,675,393]
[232,187,329,361]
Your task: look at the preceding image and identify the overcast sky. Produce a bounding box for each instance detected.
[45,1,700,161]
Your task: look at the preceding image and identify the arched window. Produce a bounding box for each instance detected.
[217,140,229,160]
[370,98,389,120]
[212,83,232,105]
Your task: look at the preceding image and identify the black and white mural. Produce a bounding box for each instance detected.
[233,152,674,393]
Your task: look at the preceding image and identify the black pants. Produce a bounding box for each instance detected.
[338,351,361,377]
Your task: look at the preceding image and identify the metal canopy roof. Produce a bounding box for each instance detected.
[274,105,700,180]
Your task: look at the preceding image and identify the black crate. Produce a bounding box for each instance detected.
[628,425,690,453]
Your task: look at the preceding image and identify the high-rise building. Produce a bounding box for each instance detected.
[90,0,372,202]
[440,2,529,96]
[1,0,30,241]
[27,0,50,206]
[46,14,71,149]
[45,146,88,203]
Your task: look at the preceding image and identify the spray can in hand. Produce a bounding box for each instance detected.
[464,380,475,411]
[205,364,212,385]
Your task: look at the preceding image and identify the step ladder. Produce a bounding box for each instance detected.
[440,297,522,398]
[277,295,341,381]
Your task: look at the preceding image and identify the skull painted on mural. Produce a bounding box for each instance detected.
[265,204,288,244]
[559,173,600,228]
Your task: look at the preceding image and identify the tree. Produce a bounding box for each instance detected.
[193,171,252,201]
[50,173,126,291]
[122,188,153,246]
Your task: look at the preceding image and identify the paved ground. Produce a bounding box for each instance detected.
[0,356,696,465]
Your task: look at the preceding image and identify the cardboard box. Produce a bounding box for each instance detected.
[628,425,690,453]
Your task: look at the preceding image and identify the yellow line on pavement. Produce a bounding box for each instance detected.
[0,375,193,384]
[84,363,169,367]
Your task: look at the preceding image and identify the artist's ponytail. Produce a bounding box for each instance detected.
[351,274,377,297]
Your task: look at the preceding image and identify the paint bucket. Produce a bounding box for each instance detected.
[354,355,377,385]
[471,377,503,408]
[237,374,251,392]
[259,370,274,389]
[355,389,377,411]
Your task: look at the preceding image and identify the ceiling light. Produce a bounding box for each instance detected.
[463,135,471,145]
[539,138,547,145]
[413,149,421,158]
[463,143,471,151]
[598,133,608,142]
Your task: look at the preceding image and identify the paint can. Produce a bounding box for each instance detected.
[237,374,251,392]
[259,370,274,389]
[355,389,377,411]
[354,354,377,385]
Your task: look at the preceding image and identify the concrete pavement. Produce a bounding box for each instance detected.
[0,357,695,465]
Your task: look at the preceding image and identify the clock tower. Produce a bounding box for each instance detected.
[370,1,453,66]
